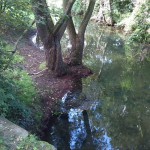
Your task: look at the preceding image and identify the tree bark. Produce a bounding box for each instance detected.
[107,0,114,26]
[64,0,96,66]
[31,0,75,76]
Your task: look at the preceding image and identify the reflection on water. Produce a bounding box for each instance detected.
[42,24,150,149]
[31,33,44,50]
[68,109,86,150]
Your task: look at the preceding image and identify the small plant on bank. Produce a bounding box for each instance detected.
[17,134,56,150]
[17,135,39,150]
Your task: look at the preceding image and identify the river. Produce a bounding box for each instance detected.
[38,23,150,150]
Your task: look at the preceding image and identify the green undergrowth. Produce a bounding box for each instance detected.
[0,137,8,150]
[128,1,150,44]
[17,134,56,150]
[0,39,43,131]
[0,0,32,34]
[17,135,39,150]
[39,62,46,70]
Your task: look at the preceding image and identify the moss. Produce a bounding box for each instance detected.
[17,135,56,150]
[39,62,46,70]
[0,137,8,150]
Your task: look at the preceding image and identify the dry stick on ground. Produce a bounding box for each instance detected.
[3,20,35,70]
[28,69,47,76]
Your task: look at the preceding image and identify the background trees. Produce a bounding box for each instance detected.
[0,0,31,33]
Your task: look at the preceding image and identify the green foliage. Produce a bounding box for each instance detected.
[6,70,37,106]
[72,0,86,15]
[0,40,11,70]
[112,0,133,13]
[17,135,39,150]
[0,0,32,33]
[112,0,133,22]
[39,62,46,70]
[0,73,33,126]
[0,40,42,129]
[50,7,64,22]
[128,2,150,43]
[0,137,8,150]
[17,134,56,150]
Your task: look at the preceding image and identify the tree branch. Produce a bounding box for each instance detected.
[53,14,70,36]
[31,0,54,43]
[79,0,96,35]
[63,0,77,45]
[53,0,75,37]
[3,20,35,70]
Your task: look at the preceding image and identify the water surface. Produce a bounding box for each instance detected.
[42,24,150,150]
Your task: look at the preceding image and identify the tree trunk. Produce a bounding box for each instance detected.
[63,0,96,66]
[107,0,114,26]
[69,34,84,65]
[31,0,75,76]
[94,0,114,26]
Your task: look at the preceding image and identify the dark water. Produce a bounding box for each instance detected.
[42,25,150,150]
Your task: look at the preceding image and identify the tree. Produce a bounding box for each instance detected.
[31,0,75,76]
[0,0,31,32]
[92,0,114,26]
[63,0,96,65]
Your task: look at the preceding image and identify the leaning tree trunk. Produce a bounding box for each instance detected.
[31,0,75,76]
[63,0,96,66]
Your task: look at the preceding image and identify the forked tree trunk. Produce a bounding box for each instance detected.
[63,0,96,66]
[31,0,75,76]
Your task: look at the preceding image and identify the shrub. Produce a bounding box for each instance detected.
[128,2,150,43]
[0,40,42,129]
[0,0,32,33]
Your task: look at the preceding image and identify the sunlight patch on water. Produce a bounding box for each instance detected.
[95,55,112,64]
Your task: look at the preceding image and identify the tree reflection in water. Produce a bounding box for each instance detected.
[42,77,114,150]
[41,25,150,150]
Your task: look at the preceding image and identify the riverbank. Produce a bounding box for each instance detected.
[0,117,56,150]
[18,36,92,125]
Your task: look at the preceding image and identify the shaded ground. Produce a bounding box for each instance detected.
[19,38,92,123]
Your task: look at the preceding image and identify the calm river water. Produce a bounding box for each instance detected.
[41,24,150,150]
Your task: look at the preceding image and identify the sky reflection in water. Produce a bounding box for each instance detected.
[43,25,150,150]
